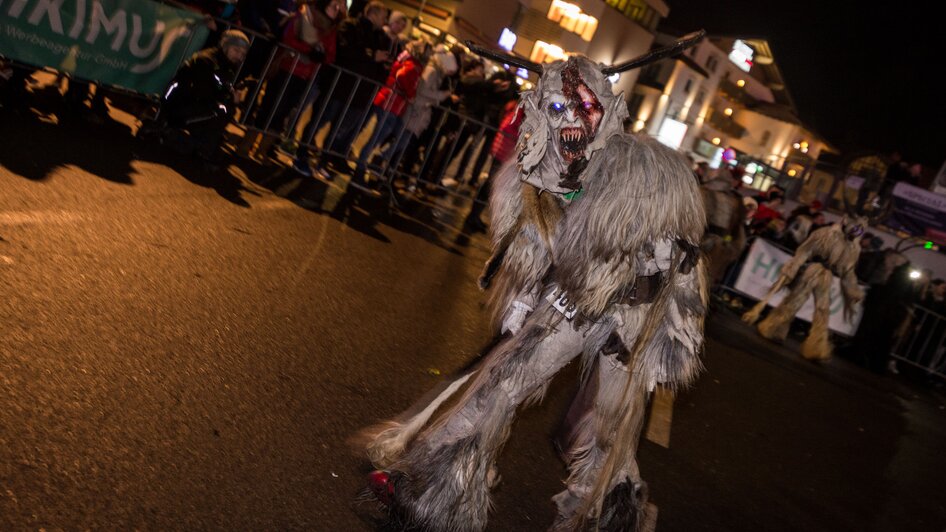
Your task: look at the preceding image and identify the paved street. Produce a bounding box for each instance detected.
[2,107,945,531]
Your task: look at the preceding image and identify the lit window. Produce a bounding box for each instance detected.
[498,28,517,52]
[547,0,598,41]
[530,41,567,64]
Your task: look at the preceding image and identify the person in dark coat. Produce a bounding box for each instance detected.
[419,61,513,190]
[148,30,250,163]
[294,1,391,173]
[847,262,917,373]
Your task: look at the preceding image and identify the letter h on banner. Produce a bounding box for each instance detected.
[751,251,782,282]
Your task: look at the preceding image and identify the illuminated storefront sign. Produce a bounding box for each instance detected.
[728,39,754,72]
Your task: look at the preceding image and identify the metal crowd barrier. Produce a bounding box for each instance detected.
[891,305,946,380]
[1,0,507,207]
[150,2,507,205]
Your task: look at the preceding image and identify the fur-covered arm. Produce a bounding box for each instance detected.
[840,267,864,322]
[482,161,555,329]
[779,228,820,283]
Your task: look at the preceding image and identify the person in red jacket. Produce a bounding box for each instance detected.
[462,98,523,232]
[349,39,430,191]
[241,0,341,161]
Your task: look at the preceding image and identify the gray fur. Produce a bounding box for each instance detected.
[367,54,707,530]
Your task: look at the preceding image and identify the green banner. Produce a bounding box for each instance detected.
[0,0,210,94]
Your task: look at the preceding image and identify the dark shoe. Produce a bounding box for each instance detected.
[292,158,313,177]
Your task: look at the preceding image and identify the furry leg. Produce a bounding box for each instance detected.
[366,372,474,468]
[384,307,612,532]
[757,267,819,342]
[552,352,651,531]
[801,269,833,360]
[742,276,786,325]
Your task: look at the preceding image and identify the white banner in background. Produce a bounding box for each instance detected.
[733,239,866,336]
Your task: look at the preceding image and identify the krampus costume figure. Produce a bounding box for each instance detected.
[362,33,708,531]
[742,217,866,360]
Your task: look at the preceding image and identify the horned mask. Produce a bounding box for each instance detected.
[465,31,705,195]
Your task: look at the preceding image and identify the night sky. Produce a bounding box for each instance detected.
[662,1,942,167]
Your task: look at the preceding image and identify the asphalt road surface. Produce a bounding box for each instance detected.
[2,101,945,531]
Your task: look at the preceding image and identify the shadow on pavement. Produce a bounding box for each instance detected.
[246,161,477,255]
[0,91,136,184]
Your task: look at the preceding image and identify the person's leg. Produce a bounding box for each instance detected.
[758,266,819,342]
[420,113,462,186]
[464,158,501,231]
[800,268,834,360]
[367,305,612,531]
[552,349,651,530]
[468,129,496,186]
[449,123,479,183]
[327,101,371,165]
[379,129,415,184]
[353,107,398,184]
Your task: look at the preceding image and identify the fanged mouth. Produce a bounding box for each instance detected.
[560,127,587,163]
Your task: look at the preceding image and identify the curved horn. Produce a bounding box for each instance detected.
[463,40,543,74]
[602,29,706,75]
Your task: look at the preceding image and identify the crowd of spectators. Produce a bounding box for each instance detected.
[0,0,522,227]
[173,0,522,210]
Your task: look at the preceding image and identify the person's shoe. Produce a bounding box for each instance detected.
[292,158,313,178]
[315,166,334,181]
[276,139,298,157]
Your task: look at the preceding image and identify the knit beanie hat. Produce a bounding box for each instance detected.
[220,29,251,50]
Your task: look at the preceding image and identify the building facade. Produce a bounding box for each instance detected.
[628,33,835,191]
[381,0,667,97]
